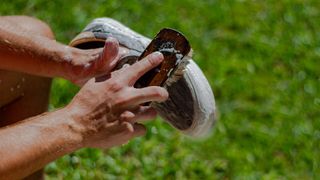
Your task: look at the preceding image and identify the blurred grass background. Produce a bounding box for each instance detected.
[1,0,320,179]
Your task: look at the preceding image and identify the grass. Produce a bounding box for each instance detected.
[1,0,319,179]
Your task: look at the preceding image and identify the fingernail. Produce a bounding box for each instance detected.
[152,51,163,57]
[151,51,163,62]
[105,37,118,45]
[106,36,115,41]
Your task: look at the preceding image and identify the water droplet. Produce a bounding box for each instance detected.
[22,77,25,82]
[10,87,14,92]
[17,84,21,89]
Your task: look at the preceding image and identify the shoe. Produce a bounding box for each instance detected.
[70,18,216,137]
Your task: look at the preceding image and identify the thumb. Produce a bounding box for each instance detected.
[96,37,120,72]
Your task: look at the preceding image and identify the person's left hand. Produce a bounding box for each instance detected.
[64,37,126,86]
[66,51,168,149]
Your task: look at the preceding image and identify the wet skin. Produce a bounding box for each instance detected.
[0,16,168,179]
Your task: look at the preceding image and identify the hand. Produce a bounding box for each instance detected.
[64,37,127,86]
[67,51,168,149]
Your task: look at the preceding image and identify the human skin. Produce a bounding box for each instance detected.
[0,51,167,179]
[0,16,129,86]
[0,16,168,179]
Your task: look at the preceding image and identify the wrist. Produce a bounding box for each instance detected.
[59,46,102,83]
[51,107,86,151]
[62,104,97,147]
[57,46,78,80]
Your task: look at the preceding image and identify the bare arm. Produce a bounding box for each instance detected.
[0,51,167,179]
[0,16,121,85]
[0,108,82,179]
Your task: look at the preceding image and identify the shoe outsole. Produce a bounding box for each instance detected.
[70,18,216,137]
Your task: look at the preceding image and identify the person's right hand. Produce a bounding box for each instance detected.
[66,51,168,149]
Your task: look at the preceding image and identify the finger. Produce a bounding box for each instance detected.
[104,122,145,148]
[119,121,146,137]
[130,106,158,123]
[124,51,164,86]
[96,37,120,72]
[120,121,135,133]
[123,86,169,108]
[119,106,157,123]
[119,111,136,122]
[94,38,120,82]
[132,123,147,137]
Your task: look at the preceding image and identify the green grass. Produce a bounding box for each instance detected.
[1,0,319,179]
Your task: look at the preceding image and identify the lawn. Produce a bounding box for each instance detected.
[1,0,319,179]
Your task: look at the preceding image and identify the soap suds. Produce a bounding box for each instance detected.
[164,57,190,87]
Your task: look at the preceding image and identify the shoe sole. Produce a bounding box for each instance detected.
[70,18,216,137]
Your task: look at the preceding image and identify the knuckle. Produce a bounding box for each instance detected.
[113,87,135,107]
[111,70,121,78]
[122,121,134,133]
[119,112,127,119]
[146,55,158,67]
[122,111,135,119]
[119,113,129,121]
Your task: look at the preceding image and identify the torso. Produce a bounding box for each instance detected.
[0,70,26,108]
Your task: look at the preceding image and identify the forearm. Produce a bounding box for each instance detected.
[0,17,75,79]
[0,108,83,179]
